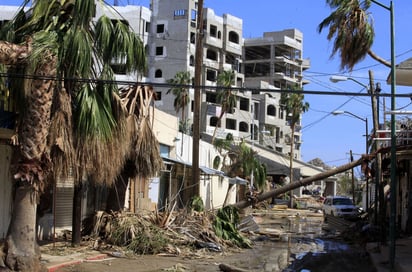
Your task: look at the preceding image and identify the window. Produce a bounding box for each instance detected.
[174,9,186,17]
[206,49,217,61]
[209,25,217,38]
[267,105,276,117]
[206,69,217,82]
[190,32,196,44]
[239,98,249,111]
[189,55,194,66]
[239,121,248,132]
[156,24,165,33]
[155,69,162,78]
[210,116,219,127]
[226,118,236,130]
[156,46,164,56]
[191,9,197,22]
[111,64,127,75]
[228,31,239,44]
[154,91,162,100]
[206,92,217,103]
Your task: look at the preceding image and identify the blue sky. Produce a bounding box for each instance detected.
[3,0,412,169]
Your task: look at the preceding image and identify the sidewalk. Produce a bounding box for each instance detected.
[368,236,412,272]
[40,241,110,272]
[42,251,109,272]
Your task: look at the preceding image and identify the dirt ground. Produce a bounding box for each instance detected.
[50,207,377,272]
[53,237,376,272]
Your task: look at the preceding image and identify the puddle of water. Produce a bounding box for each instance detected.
[246,212,367,272]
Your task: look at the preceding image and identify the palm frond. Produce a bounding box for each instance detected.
[48,88,75,180]
[75,83,117,140]
[63,28,93,78]
[28,31,58,72]
[73,0,96,27]
[318,0,374,71]
[119,85,164,178]
[95,16,146,73]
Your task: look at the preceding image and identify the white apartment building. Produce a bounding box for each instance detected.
[147,0,309,161]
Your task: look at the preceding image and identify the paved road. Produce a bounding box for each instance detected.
[323,214,356,232]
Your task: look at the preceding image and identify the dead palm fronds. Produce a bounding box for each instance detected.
[120,85,164,178]
[48,88,74,181]
[74,91,129,185]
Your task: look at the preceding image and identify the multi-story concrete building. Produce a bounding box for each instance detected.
[243,29,311,159]
[147,0,309,161]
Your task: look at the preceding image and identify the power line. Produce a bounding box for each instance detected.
[1,72,411,98]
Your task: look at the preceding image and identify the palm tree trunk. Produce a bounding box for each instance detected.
[289,125,295,208]
[368,49,391,68]
[0,41,56,271]
[5,184,44,272]
[211,111,225,145]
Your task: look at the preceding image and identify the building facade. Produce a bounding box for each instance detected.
[146,0,309,161]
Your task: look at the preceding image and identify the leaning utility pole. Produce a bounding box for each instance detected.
[192,0,204,196]
[368,70,384,232]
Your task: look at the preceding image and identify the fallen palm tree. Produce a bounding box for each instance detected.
[232,156,367,210]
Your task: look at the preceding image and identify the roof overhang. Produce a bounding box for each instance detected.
[161,155,226,176]
[387,58,412,86]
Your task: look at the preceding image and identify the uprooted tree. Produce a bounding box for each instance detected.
[232,156,367,210]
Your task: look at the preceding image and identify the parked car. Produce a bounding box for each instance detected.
[322,196,359,219]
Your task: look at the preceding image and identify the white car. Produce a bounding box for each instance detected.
[322,196,359,219]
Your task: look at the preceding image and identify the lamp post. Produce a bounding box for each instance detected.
[330,75,368,89]
[332,1,396,268]
[332,110,368,205]
[368,1,397,269]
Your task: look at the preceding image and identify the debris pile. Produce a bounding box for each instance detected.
[84,207,250,258]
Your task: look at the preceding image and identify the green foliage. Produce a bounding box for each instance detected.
[110,217,169,255]
[126,226,169,254]
[318,0,375,71]
[189,196,204,212]
[213,206,251,248]
[167,71,191,116]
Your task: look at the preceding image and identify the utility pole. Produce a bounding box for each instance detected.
[192,0,203,197]
[368,70,382,226]
[350,150,355,203]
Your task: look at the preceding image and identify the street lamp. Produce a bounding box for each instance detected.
[332,1,396,268]
[329,75,369,90]
[332,110,368,205]
[332,111,368,154]
[370,2,396,269]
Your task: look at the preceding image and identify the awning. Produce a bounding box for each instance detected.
[199,166,225,176]
[161,155,226,176]
[229,176,248,185]
[245,143,324,177]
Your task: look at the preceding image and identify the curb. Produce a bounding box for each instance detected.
[47,253,108,272]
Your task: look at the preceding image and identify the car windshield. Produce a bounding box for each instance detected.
[332,198,353,205]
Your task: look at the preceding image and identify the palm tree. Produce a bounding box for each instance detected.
[318,0,390,71]
[280,89,309,207]
[167,71,192,134]
[0,1,160,270]
[211,70,237,144]
[167,71,191,155]
[213,134,267,206]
